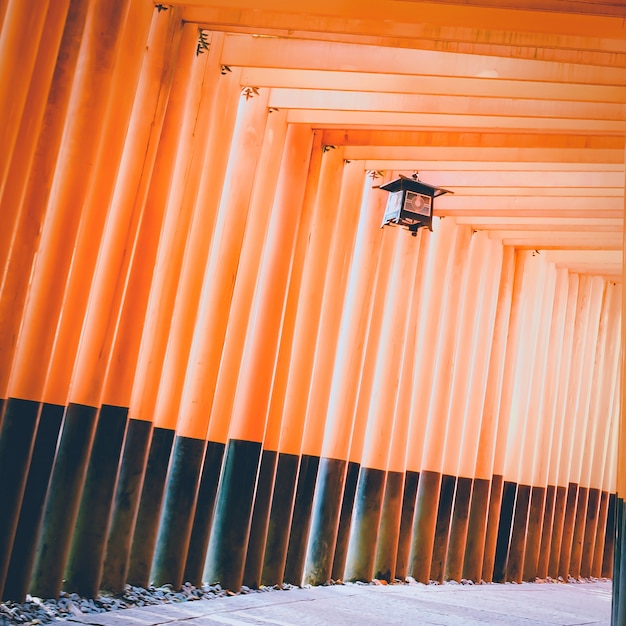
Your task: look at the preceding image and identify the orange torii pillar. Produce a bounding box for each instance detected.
[122,24,229,589]
[248,133,324,589]
[182,95,284,592]
[506,261,556,583]
[0,0,85,601]
[0,0,138,600]
[279,167,382,587]
[614,175,626,623]
[153,102,288,590]
[481,251,533,581]
[443,235,501,582]
[342,227,419,583]
[544,275,580,579]
[244,158,362,590]
[492,253,546,583]
[401,218,455,582]
[408,221,472,583]
[28,0,155,600]
[300,177,395,587]
[579,283,621,579]
[331,214,397,583]
[557,276,603,581]
[462,247,515,583]
[373,231,429,583]
[201,130,327,594]
[522,268,569,581]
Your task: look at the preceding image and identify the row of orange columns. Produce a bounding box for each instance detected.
[0,1,621,608]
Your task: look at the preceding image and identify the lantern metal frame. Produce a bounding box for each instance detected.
[376,174,453,235]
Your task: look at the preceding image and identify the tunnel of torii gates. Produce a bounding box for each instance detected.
[3,0,626,621]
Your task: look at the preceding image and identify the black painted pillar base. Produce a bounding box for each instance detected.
[444,476,473,582]
[343,466,386,582]
[101,418,153,593]
[284,454,320,585]
[523,485,546,581]
[558,482,579,579]
[430,474,456,583]
[3,403,64,601]
[261,452,300,587]
[612,496,625,626]
[303,456,347,586]
[183,441,225,587]
[204,438,262,591]
[374,470,404,582]
[506,483,531,582]
[331,460,359,581]
[492,480,517,583]
[30,403,99,599]
[243,449,278,589]
[462,476,490,582]
[394,470,419,581]
[548,485,567,578]
[151,434,207,589]
[64,405,128,597]
[537,484,556,579]
[0,398,41,598]
[580,487,600,578]
[127,426,175,588]
[602,493,616,579]
[481,474,504,582]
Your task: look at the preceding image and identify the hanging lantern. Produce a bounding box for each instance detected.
[377,174,453,236]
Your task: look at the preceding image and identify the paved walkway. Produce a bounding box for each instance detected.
[68,581,612,626]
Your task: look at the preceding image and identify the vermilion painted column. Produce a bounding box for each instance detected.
[580,283,620,578]
[523,268,569,581]
[443,234,501,582]
[0,0,70,305]
[343,227,419,583]
[546,275,580,579]
[202,123,321,595]
[481,250,529,582]
[407,219,471,583]
[152,94,284,591]
[462,246,515,583]
[257,134,324,588]
[506,260,555,583]
[245,151,357,590]
[1,0,131,600]
[29,0,155,600]
[557,276,601,581]
[278,164,380,587]
[124,23,219,589]
[0,0,90,602]
[0,0,50,201]
[374,232,429,583]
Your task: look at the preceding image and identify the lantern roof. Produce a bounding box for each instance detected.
[378,174,453,199]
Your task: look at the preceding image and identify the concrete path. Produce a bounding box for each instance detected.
[68,581,612,626]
